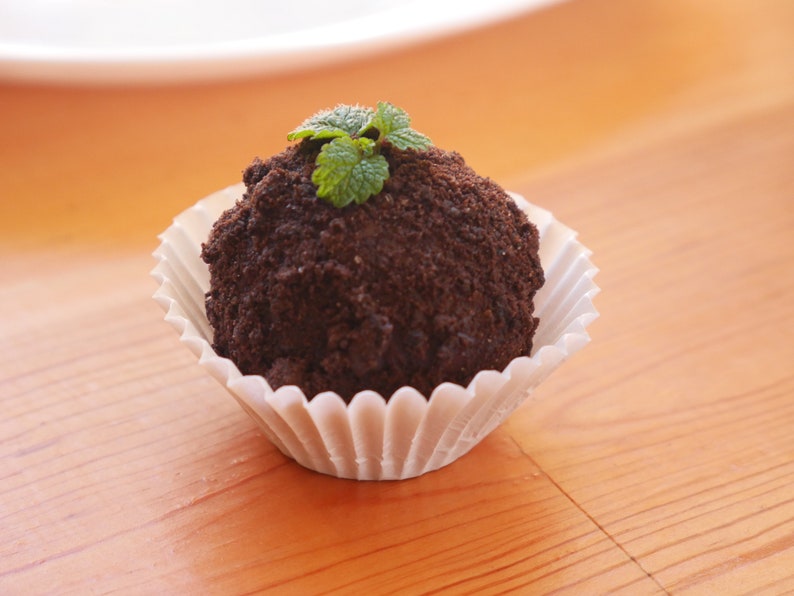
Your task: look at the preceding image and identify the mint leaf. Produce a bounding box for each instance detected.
[288,102,432,207]
[363,101,432,151]
[312,137,389,207]
[287,105,374,141]
[383,127,432,151]
[365,101,412,137]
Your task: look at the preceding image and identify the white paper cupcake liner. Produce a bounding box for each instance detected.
[151,183,599,480]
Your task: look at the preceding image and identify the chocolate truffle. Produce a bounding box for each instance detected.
[201,142,544,402]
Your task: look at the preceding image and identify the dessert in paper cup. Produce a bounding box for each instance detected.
[152,103,599,480]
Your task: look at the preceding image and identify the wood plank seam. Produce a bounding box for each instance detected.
[508,435,672,594]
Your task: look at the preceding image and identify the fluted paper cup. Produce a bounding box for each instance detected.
[152,183,599,480]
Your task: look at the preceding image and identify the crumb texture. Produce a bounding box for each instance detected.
[201,143,544,402]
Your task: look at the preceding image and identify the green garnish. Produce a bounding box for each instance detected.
[287,102,432,208]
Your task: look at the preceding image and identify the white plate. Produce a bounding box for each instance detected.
[0,0,562,84]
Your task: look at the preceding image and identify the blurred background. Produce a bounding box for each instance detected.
[1,0,792,247]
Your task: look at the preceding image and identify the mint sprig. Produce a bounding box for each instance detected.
[287,102,432,208]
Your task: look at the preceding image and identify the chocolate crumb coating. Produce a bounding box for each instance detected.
[201,143,544,402]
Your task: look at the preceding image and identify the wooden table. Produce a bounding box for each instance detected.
[2,0,793,592]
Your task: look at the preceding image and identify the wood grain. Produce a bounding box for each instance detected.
[0,254,659,593]
[2,0,794,593]
[507,97,794,595]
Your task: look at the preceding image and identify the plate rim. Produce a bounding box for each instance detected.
[0,0,563,84]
